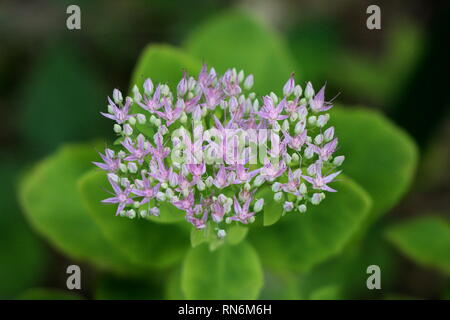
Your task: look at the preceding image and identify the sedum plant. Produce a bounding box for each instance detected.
[96,65,344,240]
[19,11,420,300]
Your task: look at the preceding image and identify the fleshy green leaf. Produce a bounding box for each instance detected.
[78,169,190,269]
[309,285,341,300]
[386,216,450,275]
[249,177,371,272]
[329,107,418,221]
[185,10,297,95]
[181,241,263,299]
[16,288,83,300]
[19,43,109,156]
[255,186,283,226]
[95,273,162,300]
[190,224,248,249]
[0,162,47,299]
[165,268,185,300]
[128,44,202,138]
[18,143,133,273]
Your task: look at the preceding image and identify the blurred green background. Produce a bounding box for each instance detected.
[0,0,449,300]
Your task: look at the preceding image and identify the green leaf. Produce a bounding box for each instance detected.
[259,271,302,300]
[191,223,248,250]
[226,224,248,245]
[19,43,109,156]
[309,285,341,300]
[385,216,450,275]
[128,44,202,137]
[181,241,263,299]
[185,10,297,95]
[16,288,83,300]
[249,177,371,272]
[19,143,134,273]
[130,44,202,91]
[297,226,398,299]
[0,162,47,299]
[255,186,283,226]
[329,107,418,220]
[95,273,162,300]
[165,268,185,300]
[78,169,190,269]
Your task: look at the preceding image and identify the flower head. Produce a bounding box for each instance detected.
[96,65,344,241]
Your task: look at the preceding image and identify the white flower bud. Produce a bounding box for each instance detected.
[274,192,283,202]
[271,182,281,192]
[107,173,119,183]
[244,182,251,191]
[218,194,227,204]
[270,92,278,104]
[283,201,294,212]
[128,116,136,125]
[252,99,259,111]
[205,176,213,187]
[165,188,174,199]
[197,180,205,191]
[113,89,123,104]
[282,119,290,131]
[123,124,133,136]
[156,192,166,202]
[132,85,142,102]
[299,183,307,194]
[119,163,127,173]
[144,79,154,95]
[308,116,317,126]
[248,216,256,223]
[298,204,307,213]
[254,175,265,187]
[283,76,295,96]
[294,84,302,97]
[118,151,126,159]
[149,207,160,217]
[127,162,138,173]
[292,153,300,162]
[294,120,305,134]
[139,210,147,218]
[133,201,141,208]
[317,114,328,127]
[238,70,244,83]
[113,124,122,133]
[324,127,334,141]
[159,125,168,136]
[136,114,146,124]
[120,177,129,187]
[127,209,136,219]
[225,217,232,224]
[244,74,254,90]
[107,104,114,113]
[333,155,345,166]
[290,112,298,122]
[160,84,170,96]
[284,153,292,164]
[311,193,325,205]
[304,147,314,159]
[305,82,315,99]
[314,134,324,145]
[217,229,226,238]
[254,198,264,212]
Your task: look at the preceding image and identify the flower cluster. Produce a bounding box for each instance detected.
[95,65,344,239]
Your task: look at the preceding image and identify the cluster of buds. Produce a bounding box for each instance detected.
[95,65,344,239]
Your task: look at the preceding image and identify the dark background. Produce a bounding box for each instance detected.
[0,0,449,299]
